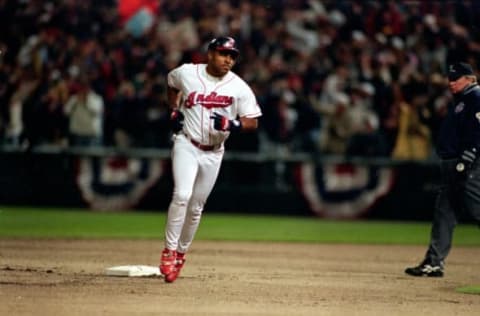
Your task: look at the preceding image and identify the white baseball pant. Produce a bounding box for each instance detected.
[164,134,224,253]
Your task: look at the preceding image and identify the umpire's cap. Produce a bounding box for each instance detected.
[448,62,475,81]
[208,36,239,58]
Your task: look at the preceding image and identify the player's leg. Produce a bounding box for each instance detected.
[164,136,199,252]
[177,150,224,254]
[161,137,200,279]
[164,150,223,282]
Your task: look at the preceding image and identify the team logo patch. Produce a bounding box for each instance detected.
[294,162,394,219]
[223,38,235,49]
[76,156,165,210]
[455,102,465,113]
[185,91,234,109]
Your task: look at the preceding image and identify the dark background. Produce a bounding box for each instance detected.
[1,151,463,222]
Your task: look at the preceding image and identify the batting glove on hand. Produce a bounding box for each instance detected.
[211,112,242,132]
[170,110,184,133]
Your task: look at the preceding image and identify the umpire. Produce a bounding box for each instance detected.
[405,62,480,277]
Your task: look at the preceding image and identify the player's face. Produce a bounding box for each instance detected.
[207,50,237,77]
[448,76,471,94]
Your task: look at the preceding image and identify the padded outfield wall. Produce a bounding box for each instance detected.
[0,146,461,222]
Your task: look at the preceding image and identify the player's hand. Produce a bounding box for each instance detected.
[170,110,184,133]
[210,112,242,132]
[457,148,477,172]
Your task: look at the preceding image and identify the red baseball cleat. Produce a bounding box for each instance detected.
[164,252,186,283]
[159,248,176,276]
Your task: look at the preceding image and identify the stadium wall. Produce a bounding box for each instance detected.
[0,147,468,222]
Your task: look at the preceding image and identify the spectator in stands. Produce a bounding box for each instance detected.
[318,91,352,155]
[345,82,388,157]
[110,80,140,148]
[3,65,40,147]
[0,0,480,159]
[419,73,451,149]
[64,76,104,147]
[33,71,69,146]
[391,84,432,160]
[261,74,298,153]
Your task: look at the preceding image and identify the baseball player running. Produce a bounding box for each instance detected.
[159,36,262,283]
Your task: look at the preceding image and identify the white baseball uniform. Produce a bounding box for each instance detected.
[164,63,262,253]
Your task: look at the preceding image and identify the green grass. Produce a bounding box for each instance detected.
[1,206,479,245]
[456,286,480,295]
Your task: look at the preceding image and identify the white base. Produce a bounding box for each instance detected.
[105,265,161,277]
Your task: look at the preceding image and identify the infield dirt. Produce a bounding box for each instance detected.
[1,239,479,316]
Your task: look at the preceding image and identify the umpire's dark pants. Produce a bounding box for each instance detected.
[425,159,480,266]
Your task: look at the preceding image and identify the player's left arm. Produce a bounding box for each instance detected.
[238,117,258,131]
[211,81,262,132]
[234,84,262,131]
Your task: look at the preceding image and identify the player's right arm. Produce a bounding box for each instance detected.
[167,67,185,133]
[167,86,181,110]
[167,85,184,133]
[167,64,191,110]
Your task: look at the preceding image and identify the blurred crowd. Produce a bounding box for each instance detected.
[1,0,480,160]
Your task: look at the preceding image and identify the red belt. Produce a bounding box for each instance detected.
[183,134,219,151]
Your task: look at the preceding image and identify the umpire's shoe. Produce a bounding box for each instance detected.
[405,259,444,277]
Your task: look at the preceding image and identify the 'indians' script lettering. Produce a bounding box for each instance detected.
[185,92,234,109]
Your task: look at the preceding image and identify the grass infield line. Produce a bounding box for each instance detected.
[456,286,480,295]
[0,206,478,245]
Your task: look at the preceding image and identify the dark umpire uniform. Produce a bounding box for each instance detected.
[406,62,480,277]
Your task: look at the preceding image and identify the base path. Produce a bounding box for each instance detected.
[1,239,479,316]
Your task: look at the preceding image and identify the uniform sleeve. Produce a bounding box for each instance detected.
[167,64,189,90]
[167,68,180,89]
[237,82,262,118]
